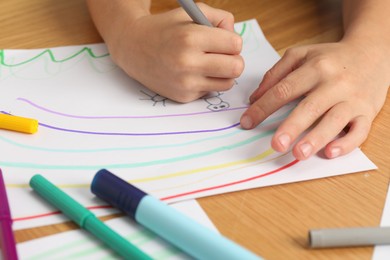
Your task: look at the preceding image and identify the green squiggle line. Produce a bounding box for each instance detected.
[0,130,274,170]
[1,22,246,68]
[0,47,109,67]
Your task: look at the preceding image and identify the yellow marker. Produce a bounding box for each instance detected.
[0,114,38,134]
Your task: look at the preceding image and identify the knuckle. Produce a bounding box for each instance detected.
[174,53,197,73]
[263,68,276,81]
[311,57,336,77]
[301,100,322,120]
[284,47,300,58]
[250,103,268,120]
[328,110,347,126]
[225,12,235,24]
[176,30,197,48]
[272,80,293,101]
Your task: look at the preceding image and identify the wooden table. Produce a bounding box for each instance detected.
[1,0,389,259]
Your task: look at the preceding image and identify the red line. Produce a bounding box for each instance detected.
[13,160,299,221]
[13,205,113,222]
[161,159,299,201]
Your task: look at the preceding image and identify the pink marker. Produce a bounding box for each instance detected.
[0,169,18,260]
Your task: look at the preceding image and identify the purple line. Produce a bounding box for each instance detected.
[1,111,241,136]
[17,98,248,119]
[39,122,241,136]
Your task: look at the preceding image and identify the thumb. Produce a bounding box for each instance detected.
[197,3,235,32]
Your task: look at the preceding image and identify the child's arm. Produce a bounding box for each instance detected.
[86,0,244,103]
[240,0,390,160]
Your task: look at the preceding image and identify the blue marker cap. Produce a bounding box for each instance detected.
[91,169,146,220]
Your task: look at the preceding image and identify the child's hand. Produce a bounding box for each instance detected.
[240,41,390,160]
[109,3,244,103]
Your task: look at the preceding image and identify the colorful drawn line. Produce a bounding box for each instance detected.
[0,129,244,153]
[151,150,289,193]
[0,47,109,67]
[13,158,299,222]
[1,111,241,136]
[161,159,300,201]
[7,145,277,191]
[1,130,274,171]
[40,121,241,136]
[13,205,113,221]
[130,147,275,183]
[0,103,290,153]
[7,146,277,191]
[25,222,179,260]
[2,99,291,138]
[16,97,248,119]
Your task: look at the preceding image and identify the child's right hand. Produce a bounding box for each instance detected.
[108,3,244,103]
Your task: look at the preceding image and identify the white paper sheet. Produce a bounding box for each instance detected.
[0,19,376,229]
[16,200,217,260]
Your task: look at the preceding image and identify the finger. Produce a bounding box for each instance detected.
[197,3,235,31]
[271,84,342,152]
[250,47,308,103]
[240,62,321,130]
[200,53,244,78]
[194,26,242,55]
[324,116,371,159]
[288,102,352,160]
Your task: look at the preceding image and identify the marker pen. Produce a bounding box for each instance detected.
[91,169,262,260]
[30,174,151,259]
[0,169,19,260]
[309,227,390,248]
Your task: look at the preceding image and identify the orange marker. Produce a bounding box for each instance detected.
[0,113,38,134]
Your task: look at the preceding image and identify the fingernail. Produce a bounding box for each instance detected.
[240,115,253,129]
[278,134,291,150]
[329,147,342,158]
[299,143,313,158]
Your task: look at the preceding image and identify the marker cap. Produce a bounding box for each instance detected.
[0,114,38,134]
[91,169,146,220]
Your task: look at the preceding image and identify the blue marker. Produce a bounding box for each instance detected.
[91,169,262,260]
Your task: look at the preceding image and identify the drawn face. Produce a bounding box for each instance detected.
[204,92,230,111]
[207,102,230,111]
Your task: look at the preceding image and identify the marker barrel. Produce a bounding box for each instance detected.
[137,195,260,260]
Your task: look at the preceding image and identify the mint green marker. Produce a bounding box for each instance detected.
[29,174,151,260]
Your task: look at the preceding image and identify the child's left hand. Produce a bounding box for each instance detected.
[240,40,390,160]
